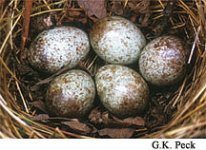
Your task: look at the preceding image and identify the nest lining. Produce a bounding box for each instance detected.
[0,0,206,138]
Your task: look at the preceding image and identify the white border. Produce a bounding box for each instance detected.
[0,139,205,150]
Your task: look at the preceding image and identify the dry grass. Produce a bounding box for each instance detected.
[0,0,205,138]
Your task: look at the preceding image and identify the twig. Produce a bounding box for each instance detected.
[31,65,72,90]
[15,80,29,113]
[165,121,206,136]
[20,0,32,52]
[0,57,19,82]
[124,0,129,8]
[30,8,63,17]
[43,0,51,10]
[87,55,98,70]
[0,131,10,138]
[195,0,205,30]
[188,26,201,64]
[0,95,28,127]
[0,13,21,55]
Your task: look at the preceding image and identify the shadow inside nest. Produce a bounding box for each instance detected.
[11,49,179,138]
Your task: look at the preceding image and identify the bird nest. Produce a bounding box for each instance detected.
[0,0,205,138]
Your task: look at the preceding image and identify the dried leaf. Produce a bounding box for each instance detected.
[125,0,150,27]
[88,107,105,124]
[88,107,145,127]
[77,0,106,19]
[88,107,113,126]
[62,119,93,133]
[111,1,124,15]
[140,13,150,27]
[30,100,47,113]
[32,114,49,121]
[68,10,81,17]
[112,116,145,127]
[127,0,150,14]
[0,0,5,6]
[98,128,135,138]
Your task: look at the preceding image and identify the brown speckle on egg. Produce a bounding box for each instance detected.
[139,35,187,86]
[95,64,149,117]
[46,70,96,118]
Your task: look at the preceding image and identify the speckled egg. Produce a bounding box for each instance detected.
[27,26,90,73]
[46,70,96,118]
[95,65,149,117]
[89,16,146,64]
[139,36,187,86]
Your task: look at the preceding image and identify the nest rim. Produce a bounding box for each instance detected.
[0,0,206,138]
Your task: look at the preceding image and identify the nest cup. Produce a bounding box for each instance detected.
[0,0,206,138]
